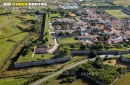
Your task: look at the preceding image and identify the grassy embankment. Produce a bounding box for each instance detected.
[0,78,26,85]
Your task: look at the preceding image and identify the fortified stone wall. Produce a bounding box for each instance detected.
[83,73,104,85]
[14,57,71,68]
[120,56,130,62]
[71,50,129,55]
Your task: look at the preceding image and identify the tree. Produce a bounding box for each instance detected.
[80,44,86,50]
[66,76,76,83]
[58,32,64,37]
[41,55,44,57]
[94,57,103,68]
[123,39,126,42]
[70,44,76,48]
[91,41,104,50]
[95,57,103,63]
[59,46,70,55]
[45,32,48,35]
[88,50,97,58]
[45,37,48,42]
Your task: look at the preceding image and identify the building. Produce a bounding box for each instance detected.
[35,45,49,54]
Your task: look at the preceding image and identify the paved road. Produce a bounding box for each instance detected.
[32,47,37,58]
[100,55,120,58]
[75,17,80,21]
[35,15,41,22]
[48,23,59,53]
[31,58,95,85]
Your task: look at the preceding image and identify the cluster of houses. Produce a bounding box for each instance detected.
[52,8,130,45]
[50,3,78,10]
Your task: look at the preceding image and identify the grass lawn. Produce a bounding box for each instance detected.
[123,54,130,59]
[0,15,28,65]
[0,8,4,14]
[115,72,130,85]
[43,14,49,45]
[105,10,130,18]
[48,33,55,45]
[16,51,55,63]
[44,14,49,34]
[50,13,61,18]
[58,38,79,44]
[0,78,26,85]
[107,48,126,51]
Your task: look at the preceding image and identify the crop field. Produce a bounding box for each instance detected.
[105,10,130,18]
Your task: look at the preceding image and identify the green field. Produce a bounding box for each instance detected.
[0,78,26,85]
[15,14,37,20]
[105,10,130,18]
[0,15,29,65]
[58,38,79,44]
[0,8,4,14]
[115,72,130,85]
[17,52,55,63]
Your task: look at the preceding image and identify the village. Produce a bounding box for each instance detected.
[52,8,130,45]
[1,0,130,85]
